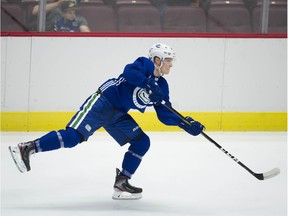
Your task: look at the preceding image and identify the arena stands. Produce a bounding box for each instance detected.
[1,0,287,33]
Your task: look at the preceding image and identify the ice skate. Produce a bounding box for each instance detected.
[112,168,142,200]
[9,141,36,173]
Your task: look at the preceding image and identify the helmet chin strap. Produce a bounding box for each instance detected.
[155,60,164,77]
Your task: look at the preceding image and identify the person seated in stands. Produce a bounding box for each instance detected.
[54,0,90,32]
[28,0,89,32]
[28,0,68,31]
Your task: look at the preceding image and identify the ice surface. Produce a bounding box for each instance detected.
[1,132,287,216]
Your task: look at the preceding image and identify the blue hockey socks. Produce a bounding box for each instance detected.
[35,127,83,152]
[121,133,150,178]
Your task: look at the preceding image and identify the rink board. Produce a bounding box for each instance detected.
[1,111,286,131]
[1,36,286,132]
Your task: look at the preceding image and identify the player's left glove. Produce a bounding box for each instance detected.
[178,116,205,136]
[145,78,164,106]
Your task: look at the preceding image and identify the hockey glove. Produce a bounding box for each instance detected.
[178,116,205,136]
[145,79,164,105]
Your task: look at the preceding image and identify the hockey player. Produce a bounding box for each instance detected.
[9,43,204,200]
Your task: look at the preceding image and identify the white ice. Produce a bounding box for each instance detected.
[1,132,287,216]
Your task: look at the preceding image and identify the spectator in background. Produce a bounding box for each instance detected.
[28,0,70,31]
[28,0,90,31]
[54,1,90,32]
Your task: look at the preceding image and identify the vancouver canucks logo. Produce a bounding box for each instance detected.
[132,87,151,109]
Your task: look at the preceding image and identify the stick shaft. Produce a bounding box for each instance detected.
[161,101,262,179]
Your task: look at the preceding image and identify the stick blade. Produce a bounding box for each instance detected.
[263,168,280,180]
[254,168,280,180]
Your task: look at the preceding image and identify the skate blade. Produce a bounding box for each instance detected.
[112,190,142,200]
[8,146,27,173]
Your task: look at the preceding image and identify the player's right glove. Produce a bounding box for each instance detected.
[178,116,205,136]
[145,78,164,105]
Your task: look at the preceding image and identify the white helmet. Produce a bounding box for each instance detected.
[148,43,175,62]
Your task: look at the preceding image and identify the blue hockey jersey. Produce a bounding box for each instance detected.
[99,57,181,126]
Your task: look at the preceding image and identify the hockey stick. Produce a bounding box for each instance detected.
[161,101,280,181]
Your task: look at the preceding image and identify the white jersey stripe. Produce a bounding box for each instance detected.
[99,80,116,92]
